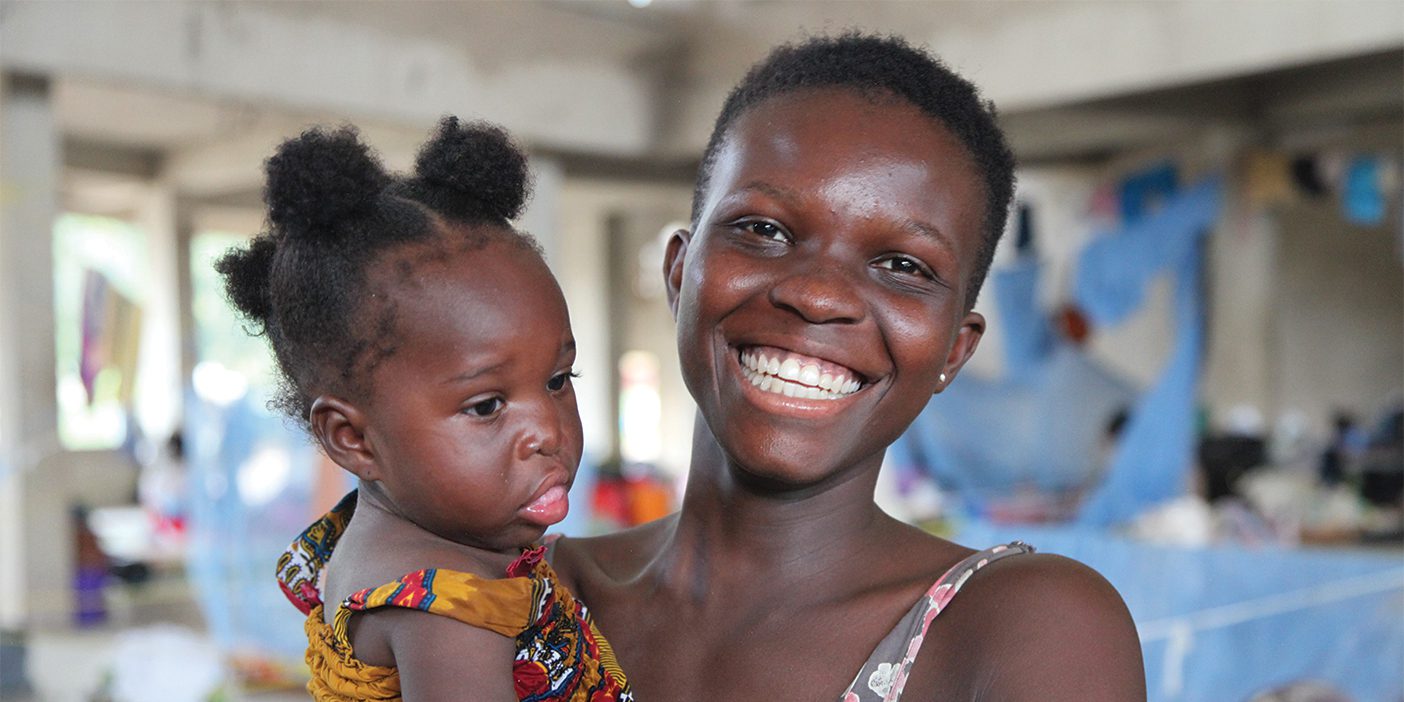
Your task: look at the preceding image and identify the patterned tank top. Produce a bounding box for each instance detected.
[841,541,1035,701]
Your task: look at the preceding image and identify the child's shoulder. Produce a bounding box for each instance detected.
[323,526,513,607]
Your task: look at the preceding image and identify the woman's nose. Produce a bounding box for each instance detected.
[767,259,866,325]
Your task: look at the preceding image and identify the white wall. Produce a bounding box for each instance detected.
[1273,197,1403,433]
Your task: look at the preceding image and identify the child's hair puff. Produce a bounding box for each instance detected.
[265,126,391,241]
[404,117,532,223]
[216,117,536,428]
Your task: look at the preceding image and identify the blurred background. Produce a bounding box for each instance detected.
[0,1,1400,700]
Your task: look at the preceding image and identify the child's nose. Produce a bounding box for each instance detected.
[516,405,563,460]
[767,259,866,325]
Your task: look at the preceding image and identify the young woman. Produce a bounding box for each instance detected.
[552,34,1145,701]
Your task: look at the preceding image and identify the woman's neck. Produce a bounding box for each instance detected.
[647,414,896,602]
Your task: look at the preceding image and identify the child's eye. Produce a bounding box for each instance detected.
[547,370,580,392]
[875,255,933,279]
[465,398,504,418]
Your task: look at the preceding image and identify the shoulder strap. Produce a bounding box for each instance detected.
[337,566,537,640]
[841,541,1035,702]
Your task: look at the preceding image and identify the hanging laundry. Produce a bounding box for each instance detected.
[1241,149,1294,208]
[79,269,109,402]
[1343,155,1387,226]
[1076,177,1224,527]
[79,269,143,405]
[1118,161,1179,221]
[1290,155,1327,197]
[1014,203,1036,254]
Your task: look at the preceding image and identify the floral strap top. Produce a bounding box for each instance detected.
[276,491,632,702]
[841,541,1035,702]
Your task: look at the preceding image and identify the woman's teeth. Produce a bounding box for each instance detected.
[739,348,862,400]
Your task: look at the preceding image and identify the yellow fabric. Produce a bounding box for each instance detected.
[304,603,401,702]
[303,567,541,701]
[339,568,535,639]
[280,494,630,701]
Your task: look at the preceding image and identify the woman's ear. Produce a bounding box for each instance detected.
[309,395,380,481]
[935,311,985,393]
[663,229,691,318]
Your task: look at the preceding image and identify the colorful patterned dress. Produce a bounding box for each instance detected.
[276,491,632,702]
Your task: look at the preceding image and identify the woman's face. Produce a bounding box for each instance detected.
[668,88,988,488]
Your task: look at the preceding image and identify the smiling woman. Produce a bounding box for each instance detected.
[673,88,988,489]
[552,34,1146,701]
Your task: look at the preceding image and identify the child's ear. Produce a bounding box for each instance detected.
[662,229,691,318]
[935,311,985,394]
[309,395,380,481]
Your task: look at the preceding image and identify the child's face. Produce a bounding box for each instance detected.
[669,88,987,487]
[357,234,582,552]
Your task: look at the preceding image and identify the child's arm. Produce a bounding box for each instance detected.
[366,607,519,701]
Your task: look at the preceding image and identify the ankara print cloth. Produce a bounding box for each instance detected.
[276,490,632,702]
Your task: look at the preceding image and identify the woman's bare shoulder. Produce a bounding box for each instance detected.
[920,551,1146,701]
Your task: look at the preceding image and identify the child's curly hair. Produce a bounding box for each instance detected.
[216,117,536,428]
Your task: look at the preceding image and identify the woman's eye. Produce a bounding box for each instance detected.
[744,221,788,242]
[465,398,504,417]
[547,370,578,392]
[877,256,931,278]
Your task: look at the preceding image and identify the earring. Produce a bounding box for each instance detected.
[939,373,947,383]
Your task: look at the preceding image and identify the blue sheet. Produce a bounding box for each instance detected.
[955,521,1404,702]
[1076,178,1224,526]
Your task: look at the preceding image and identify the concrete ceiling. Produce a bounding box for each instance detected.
[4,0,1399,210]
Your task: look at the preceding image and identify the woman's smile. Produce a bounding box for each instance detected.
[739,345,865,400]
[730,342,872,418]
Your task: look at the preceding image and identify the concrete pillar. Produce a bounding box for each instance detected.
[555,183,615,465]
[521,156,618,459]
[521,154,565,265]
[0,72,60,629]
[134,180,183,444]
[1203,205,1279,426]
[175,200,198,389]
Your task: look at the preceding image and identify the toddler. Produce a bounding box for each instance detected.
[219,117,630,701]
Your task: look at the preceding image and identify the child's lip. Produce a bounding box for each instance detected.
[520,471,571,526]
